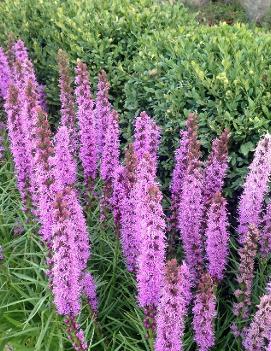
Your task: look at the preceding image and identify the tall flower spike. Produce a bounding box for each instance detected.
[202,129,229,205]
[31,108,55,243]
[0,47,11,100]
[178,113,204,283]
[192,272,217,351]
[260,202,271,257]
[95,70,111,155]
[51,188,82,316]
[206,192,230,281]
[113,145,138,271]
[243,282,271,351]
[57,49,77,152]
[169,130,189,233]
[136,180,166,330]
[100,109,120,217]
[233,225,259,321]
[134,111,160,169]
[155,259,192,351]
[238,134,271,243]
[5,84,31,211]
[75,60,97,191]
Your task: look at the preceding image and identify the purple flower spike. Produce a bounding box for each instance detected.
[243,282,271,351]
[206,192,230,281]
[202,129,229,205]
[113,145,138,271]
[75,60,97,191]
[136,181,166,326]
[178,113,204,283]
[238,134,271,243]
[193,272,217,351]
[155,259,191,351]
[95,70,111,156]
[5,84,32,211]
[0,47,11,99]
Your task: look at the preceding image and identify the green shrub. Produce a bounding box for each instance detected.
[0,0,193,111]
[125,23,271,194]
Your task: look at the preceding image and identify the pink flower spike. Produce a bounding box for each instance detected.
[206,192,230,281]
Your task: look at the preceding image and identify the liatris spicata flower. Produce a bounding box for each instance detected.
[155,259,191,351]
[54,126,77,188]
[75,60,97,191]
[100,109,120,217]
[243,282,271,351]
[0,47,11,99]
[169,130,189,233]
[202,129,229,205]
[206,192,230,281]
[233,225,259,321]
[95,70,111,155]
[57,49,77,151]
[113,144,138,271]
[238,134,271,243]
[31,107,55,242]
[178,113,204,283]
[82,272,98,313]
[192,272,217,351]
[134,111,160,169]
[136,181,166,330]
[65,316,88,351]
[51,188,82,316]
[260,202,271,257]
[5,84,32,211]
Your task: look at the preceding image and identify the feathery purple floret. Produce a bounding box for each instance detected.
[238,134,271,243]
[75,60,97,190]
[243,282,271,351]
[5,84,32,211]
[260,202,271,257]
[193,272,217,351]
[170,130,189,232]
[233,225,259,321]
[37,84,48,112]
[134,111,160,169]
[95,70,111,155]
[57,50,77,151]
[202,129,229,205]
[206,192,230,281]
[136,180,166,317]
[0,47,11,99]
[178,113,204,283]
[155,259,191,351]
